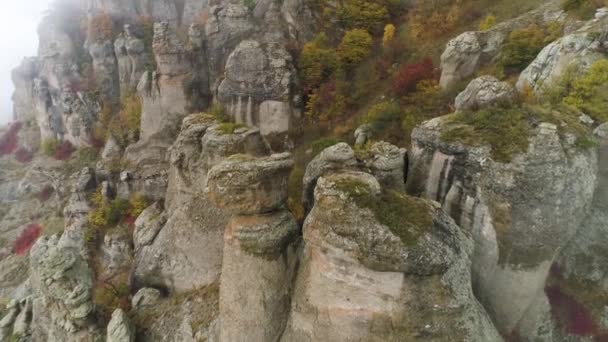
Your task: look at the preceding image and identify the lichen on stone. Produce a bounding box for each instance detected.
[334,178,433,246]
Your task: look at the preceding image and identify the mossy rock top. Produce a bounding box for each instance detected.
[310,171,464,275]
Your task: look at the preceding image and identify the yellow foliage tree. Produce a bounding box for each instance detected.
[337,29,372,70]
[479,15,497,31]
[383,24,396,47]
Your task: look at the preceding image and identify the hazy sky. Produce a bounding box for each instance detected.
[0,0,51,124]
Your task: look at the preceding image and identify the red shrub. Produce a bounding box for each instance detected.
[545,284,596,337]
[545,263,608,339]
[392,58,436,97]
[123,214,136,229]
[54,140,75,160]
[13,223,42,255]
[0,122,22,156]
[37,185,55,202]
[14,146,33,163]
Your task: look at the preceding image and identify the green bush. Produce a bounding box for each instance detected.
[310,137,343,156]
[561,0,608,19]
[337,0,388,32]
[363,101,402,132]
[564,59,608,122]
[442,105,530,162]
[208,103,229,122]
[41,138,59,157]
[497,24,561,76]
[217,122,247,135]
[88,188,130,229]
[337,29,373,70]
[243,0,256,13]
[299,33,337,91]
[478,14,497,31]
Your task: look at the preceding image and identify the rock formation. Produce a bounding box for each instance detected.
[3,1,608,341]
[517,12,608,93]
[440,2,564,89]
[207,153,299,341]
[406,111,598,337]
[283,168,501,341]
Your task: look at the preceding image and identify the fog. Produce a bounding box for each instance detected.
[0,0,51,124]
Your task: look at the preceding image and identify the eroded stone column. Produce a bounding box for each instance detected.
[206,153,298,342]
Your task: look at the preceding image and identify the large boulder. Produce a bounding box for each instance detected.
[205,3,255,85]
[107,309,136,342]
[517,11,608,93]
[217,39,300,136]
[454,75,516,112]
[302,143,358,212]
[282,171,501,341]
[406,113,597,337]
[206,153,294,215]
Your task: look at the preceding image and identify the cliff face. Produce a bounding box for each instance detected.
[2,0,608,341]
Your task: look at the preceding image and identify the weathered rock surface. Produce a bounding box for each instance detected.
[406,114,597,336]
[138,22,201,141]
[282,171,501,341]
[302,143,358,212]
[29,235,101,341]
[132,200,225,294]
[517,11,608,93]
[114,25,146,94]
[131,287,162,309]
[455,75,516,112]
[217,39,300,136]
[359,141,408,192]
[207,152,299,342]
[440,2,564,89]
[206,153,294,215]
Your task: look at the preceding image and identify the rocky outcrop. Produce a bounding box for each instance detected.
[131,287,162,309]
[87,36,120,104]
[138,22,200,141]
[217,39,300,136]
[302,142,407,213]
[29,235,101,341]
[439,2,564,89]
[132,116,268,294]
[204,3,255,85]
[206,153,294,215]
[517,10,608,93]
[302,143,358,212]
[282,170,501,341]
[535,123,608,341]
[206,153,299,342]
[454,75,516,112]
[0,297,33,340]
[11,57,39,124]
[406,114,597,336]
[114,25,146,94]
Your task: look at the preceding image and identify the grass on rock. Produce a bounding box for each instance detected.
[334,178,433,246]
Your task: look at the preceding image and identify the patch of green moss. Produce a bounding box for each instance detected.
[310,137,343,156]
[442,105,531,162]
[334,179,433,246]
[216,122,247,135]
[442,103,596,163]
